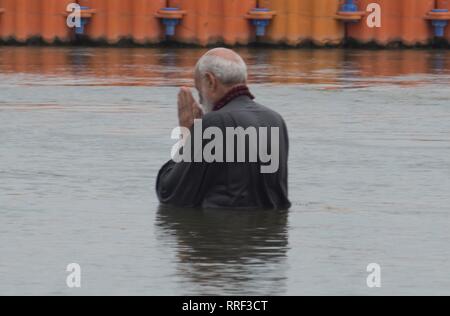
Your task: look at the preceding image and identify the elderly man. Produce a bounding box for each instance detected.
[156,48,291,210]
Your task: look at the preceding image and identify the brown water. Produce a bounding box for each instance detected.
[0,47,450,295]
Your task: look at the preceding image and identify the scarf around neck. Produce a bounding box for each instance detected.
[213,85,255,112]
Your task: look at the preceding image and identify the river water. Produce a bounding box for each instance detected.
[0,47,449,295]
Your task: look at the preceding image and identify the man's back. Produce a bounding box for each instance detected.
[157,95,291,210]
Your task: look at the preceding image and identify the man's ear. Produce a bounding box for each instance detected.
[205,72,216,90]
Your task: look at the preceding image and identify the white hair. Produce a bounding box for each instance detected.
[195,53,248,85]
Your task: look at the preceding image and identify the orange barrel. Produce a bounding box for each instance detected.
[168,0,256,46]
[438,0,450,10]
[132,0,166,44]
[79,0,133,43]
[0,0,15,40]
[258,0,344,46]
[347,0,434,46]
[168,0,212,45]
[110,0,122,42]
[346,0,395,45]
[435,0,450,40]
[42,0,73,43]
[400,0,434,45]
[85,0,166,44]
[427,0,450,41]
[258,0,311,46]
[108,0,133,43]
[13,0,41,42]
[0,10,3,40]
[78,0,107,41]
[311,0,344,45]
[222,0,256,45]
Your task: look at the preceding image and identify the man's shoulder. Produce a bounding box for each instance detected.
[202,111,224,127]
[254,101,284,118]
[203,100,287,128]
[249,100,287,127]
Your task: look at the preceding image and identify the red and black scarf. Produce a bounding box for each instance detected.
[213,85,255,112]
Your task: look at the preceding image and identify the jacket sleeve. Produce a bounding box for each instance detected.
[156,115,220,208]
[156,159,211,208]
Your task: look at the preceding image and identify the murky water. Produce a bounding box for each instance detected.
[0,47,449,295]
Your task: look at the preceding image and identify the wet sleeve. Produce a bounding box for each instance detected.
[156,159,210,208]
[155,115,221,208]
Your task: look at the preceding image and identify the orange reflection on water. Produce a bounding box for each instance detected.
[0,47,449,87]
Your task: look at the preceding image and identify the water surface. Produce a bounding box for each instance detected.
[0,47,449,295]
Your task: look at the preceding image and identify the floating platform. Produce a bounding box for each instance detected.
[0,0,449,47]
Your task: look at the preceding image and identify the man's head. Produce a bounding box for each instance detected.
[195,48,248,113]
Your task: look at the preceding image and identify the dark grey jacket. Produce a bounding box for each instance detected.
[156,96,291,210]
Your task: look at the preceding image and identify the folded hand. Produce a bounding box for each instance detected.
[178,87,203,129]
